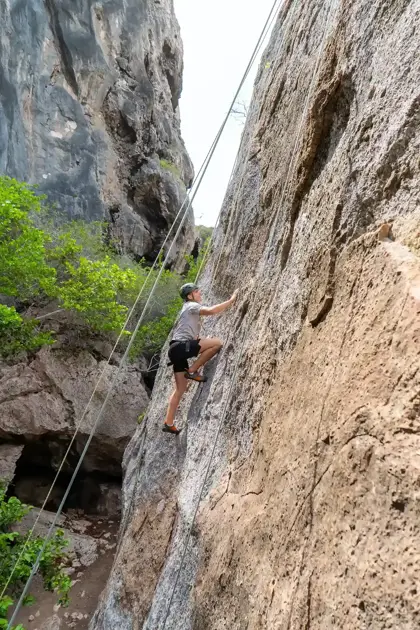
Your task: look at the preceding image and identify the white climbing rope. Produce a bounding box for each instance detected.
[159,1,339,628]
[194,0,291,287]
[1,115,233,595]
[5,1,287,625]
[113,0,287,579]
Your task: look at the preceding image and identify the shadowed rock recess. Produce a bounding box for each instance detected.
[0,0,195,265]
[91,0,420,629]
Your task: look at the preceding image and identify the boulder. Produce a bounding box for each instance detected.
[0,346,149,475]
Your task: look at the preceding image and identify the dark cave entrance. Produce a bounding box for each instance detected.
[6,437,123,518]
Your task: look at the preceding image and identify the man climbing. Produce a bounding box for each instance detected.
[162,283,238,434]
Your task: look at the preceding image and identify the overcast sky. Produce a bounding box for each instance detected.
[174,0,277,227]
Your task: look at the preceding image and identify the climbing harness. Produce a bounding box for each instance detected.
[5,0,286,625]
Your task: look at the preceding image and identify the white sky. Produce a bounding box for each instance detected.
[174,0,277,227]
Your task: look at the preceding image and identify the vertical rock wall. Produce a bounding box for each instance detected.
[0,0,195,263]
[93,0,420,628]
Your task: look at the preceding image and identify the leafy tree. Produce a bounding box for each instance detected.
[58,257,138,334]
[196,225,213,242]
[0,178,55,299]
[0,486,71,629]
[0,176,210,362]
[0,177,139,355]
[0,306,53,359]
[129,239,209,358]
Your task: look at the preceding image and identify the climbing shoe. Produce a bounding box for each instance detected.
[184,370,207,383]
[162,423,181,435]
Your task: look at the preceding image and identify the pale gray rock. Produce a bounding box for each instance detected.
[96,482,121,517]
[16,508,99,567]
[0,444,24,487]
[0,0,195,265]
[42,614,62,630]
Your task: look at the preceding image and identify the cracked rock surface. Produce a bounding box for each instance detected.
[0,345,149,475]
[0,0,195,266]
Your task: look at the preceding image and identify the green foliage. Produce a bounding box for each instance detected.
[0,177,138,356]
[129,238,210,358]
[130,294,182,358]
[0,175,210,362]
[0,485,71,629]
[0,177,55,299]
[185,237,209,283]
[196,225,213,242]
[0,305,53,359]
[58,257,138,334]
[0,596,24,630]
[37,215,112,266]
[159,159,182,180]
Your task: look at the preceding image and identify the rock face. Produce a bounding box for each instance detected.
[97,0,420,628]
[0,0,195,266]
[0,345,149,479]
[0,444,24,487]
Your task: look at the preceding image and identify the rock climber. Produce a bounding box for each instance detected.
[162,283,238,435]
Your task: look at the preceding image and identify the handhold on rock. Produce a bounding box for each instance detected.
[377,223,393,242]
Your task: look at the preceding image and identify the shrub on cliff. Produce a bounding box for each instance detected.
[0,178,55,299]
[159,158,182,180]
[0,305,54,359]
[0,176,140,350]
[0,485,71,629]
[0,176,208,360]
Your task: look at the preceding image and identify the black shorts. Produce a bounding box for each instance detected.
[168,339,201,373]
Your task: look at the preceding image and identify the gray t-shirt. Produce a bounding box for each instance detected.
[172,301,202,341]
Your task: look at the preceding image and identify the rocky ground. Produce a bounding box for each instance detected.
[14,510,119,630]
[1,442,122,630]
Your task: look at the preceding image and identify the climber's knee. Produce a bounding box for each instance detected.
[215,338,223,351]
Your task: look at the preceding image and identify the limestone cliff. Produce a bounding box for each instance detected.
[0,0,194,264]
[92,0,419,628]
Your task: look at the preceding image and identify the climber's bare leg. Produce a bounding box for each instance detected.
[188,337,223,373]
[164,371,189,427]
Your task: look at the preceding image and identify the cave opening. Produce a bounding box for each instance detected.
[6,438,122,518]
